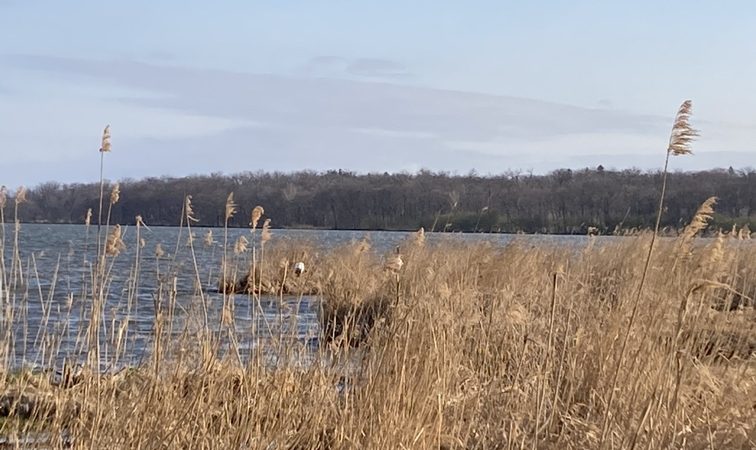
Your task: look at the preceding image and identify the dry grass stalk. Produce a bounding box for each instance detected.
[0,185,7,209]
[600,100,698,448]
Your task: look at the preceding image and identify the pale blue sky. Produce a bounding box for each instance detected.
[1,0,754,187]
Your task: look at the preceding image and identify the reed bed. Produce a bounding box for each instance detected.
[0,102,754,448]
[0,203,753,448]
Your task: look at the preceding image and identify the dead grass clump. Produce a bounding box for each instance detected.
[2,228,756,448]
[317,239,395,347]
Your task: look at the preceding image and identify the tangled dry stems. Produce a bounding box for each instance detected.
[2,225,753,448]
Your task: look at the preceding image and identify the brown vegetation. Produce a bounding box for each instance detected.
[0,224,754,448]
[0,102,754,448]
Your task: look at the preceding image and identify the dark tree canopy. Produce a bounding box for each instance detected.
[7,167,756,234]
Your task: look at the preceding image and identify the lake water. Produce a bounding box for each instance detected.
[0,224,595,372]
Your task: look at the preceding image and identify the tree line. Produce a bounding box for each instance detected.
[7,167,755,234]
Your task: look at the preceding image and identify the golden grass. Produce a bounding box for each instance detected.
[0,205,755,449]
[1,102,754,448]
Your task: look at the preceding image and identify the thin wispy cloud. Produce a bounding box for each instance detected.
[0,53,753,187]
[301,56,412,80]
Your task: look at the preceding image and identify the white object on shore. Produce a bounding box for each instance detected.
[294,262,305,276]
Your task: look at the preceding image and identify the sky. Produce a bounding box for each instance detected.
[0,0,755,187]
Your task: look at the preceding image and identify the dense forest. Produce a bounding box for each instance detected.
[6,167,755,234]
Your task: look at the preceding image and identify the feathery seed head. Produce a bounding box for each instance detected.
[100,125,112,152]
[0,186,6,209]
[414,227,425,246]
[681,197,717,241]
[667,100,698,156]
[105,224,126,256]
[15,186,27,205]
[250,205,264,230]
[385,253,404,273]
[204,229,214,247]
[155,243,165,259]
[85,208,92,226]
[225,193,237,222]
[110,183,120,205]
[185,196,198,222]
[261,218,272,244]
[234,235,249,254]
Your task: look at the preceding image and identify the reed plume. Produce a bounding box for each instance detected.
[97,125,111,261]
[109,183,120,205]
[414,227,425,247]
[681,196,717,241]
[250,205,264,230]
[105,224,126,256]
[234,235,249,255]
[100,125,112,153]
[667,100,698,156]
[600,100,697,448]
[185,196,199,223]
[385,249,404,273]
[260,219,271,245]
[225,193,237,222]
[85,208,92,226]
[14,186,28,205]
[0,186,6,209]
[204,229,214,247]
[155,243,165,259]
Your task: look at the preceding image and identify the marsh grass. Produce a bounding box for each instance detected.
[0,107,754,448]
[0,189,754,448]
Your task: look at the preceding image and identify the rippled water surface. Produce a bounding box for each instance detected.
[1,224,597,371]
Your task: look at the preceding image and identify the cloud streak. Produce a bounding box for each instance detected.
[0,54,752,187]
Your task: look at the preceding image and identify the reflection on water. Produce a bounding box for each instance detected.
[1,224,596,370]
